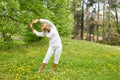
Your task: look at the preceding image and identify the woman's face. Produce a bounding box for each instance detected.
[41,24,50,32]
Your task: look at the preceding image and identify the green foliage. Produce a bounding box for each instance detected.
[0,0,21,42]
[0,38,120,79]
[0,0,72,42]
[23,23,43,42]
[18,0,71,41]
[46,0,71,36]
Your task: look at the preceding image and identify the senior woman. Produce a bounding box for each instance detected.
[29,19,62,73]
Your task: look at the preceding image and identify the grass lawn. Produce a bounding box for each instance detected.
[0,38,120,80]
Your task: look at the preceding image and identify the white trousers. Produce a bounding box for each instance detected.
[42,46,62,64]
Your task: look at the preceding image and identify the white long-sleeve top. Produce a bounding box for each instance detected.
[33,19,62,47]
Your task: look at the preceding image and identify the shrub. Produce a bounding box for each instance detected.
[99,33,120,46]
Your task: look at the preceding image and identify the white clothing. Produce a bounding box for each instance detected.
[33,19,62,47]
[43,46,62,64]
[33,19,62,64]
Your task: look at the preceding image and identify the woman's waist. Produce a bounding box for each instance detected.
[49,41,62,47]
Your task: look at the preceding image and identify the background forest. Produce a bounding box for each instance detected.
[0,0,120,45]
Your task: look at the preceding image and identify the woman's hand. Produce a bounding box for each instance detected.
[29,23,34,31]
[32,19,40,24]
[29,19,40,31]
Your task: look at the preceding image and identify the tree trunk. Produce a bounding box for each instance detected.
[80,0,84,40]
[108,0,111,43]
[96,0,100,42]
[115,7,119,33]
[102,0,105,40]
[86,6,90,41]
[73,0,76,34]
[2,32,12,42]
